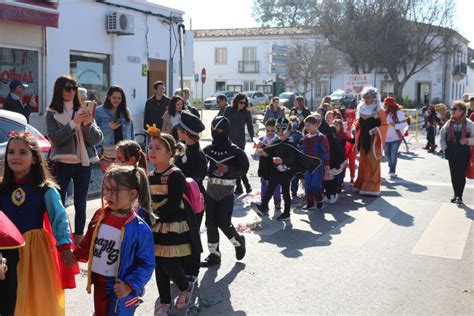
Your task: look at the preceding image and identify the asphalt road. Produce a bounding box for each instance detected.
[64,132,474,315]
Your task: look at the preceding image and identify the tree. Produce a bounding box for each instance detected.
[285,41,343,97]
[252,0,319,27]
[253,0,457,99]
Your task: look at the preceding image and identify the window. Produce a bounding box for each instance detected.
[243,47,257,61]
[256,84,272,94]
[381,81,394,99]
[215,47,227,64]
[215,81,226,91]
[243,81,255,91]
[0,117,25,143]
[70,51,110,103]
[0,47,40,113]
[227,84,242,92]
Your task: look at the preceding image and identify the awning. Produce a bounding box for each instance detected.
[0,1,59,28]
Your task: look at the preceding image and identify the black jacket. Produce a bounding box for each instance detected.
[143,95,170,130]
[204,140,249,180]
[223,106,254,148]
[174,142,207,193]
[4,94,31,122]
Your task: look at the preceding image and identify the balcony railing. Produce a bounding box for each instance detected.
[452,63,467,79]
[238,60,260,73]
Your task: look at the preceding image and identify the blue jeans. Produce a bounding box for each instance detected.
[56,163,92,235]
[385,140,401,174]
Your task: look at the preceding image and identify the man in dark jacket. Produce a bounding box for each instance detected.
[216,94,228,117]
[223,93,254,194]
[4,80,32,122]
[143,81,170,130]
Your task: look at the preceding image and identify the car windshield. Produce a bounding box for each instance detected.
[279,92,293,99]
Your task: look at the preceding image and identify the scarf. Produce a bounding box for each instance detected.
[447,117,467,143]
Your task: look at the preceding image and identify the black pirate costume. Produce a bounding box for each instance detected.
[201,116,249,267]
[251,117,321,221]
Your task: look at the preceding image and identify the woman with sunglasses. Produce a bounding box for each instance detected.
[223,93,254,195]
[439,101,474,205]
[46,75,103,244]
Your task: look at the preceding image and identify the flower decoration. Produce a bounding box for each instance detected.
[146,124,161,138]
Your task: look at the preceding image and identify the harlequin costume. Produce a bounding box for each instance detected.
[353,88,388,196]
[0,180,78,316]
[301,130,330,207]
[74,207,155,315]
[201,116,249,267]
[0,211,25,316]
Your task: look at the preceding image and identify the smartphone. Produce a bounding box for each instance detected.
[81,101,97,116]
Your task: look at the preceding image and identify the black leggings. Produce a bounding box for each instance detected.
[0,249,19,316]
[155,256,190,304]
[205,194,240,244]
[261,175,292,213]
[448,153,469,199]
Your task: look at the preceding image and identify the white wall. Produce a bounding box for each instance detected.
[194,30,469,107]
[44,0,186,131]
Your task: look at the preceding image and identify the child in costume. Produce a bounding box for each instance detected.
[253,118,281,212]
[115,140,148,172]
[251,117,321,219]
[0,131,76,316]
[343,109,357,184]
[301,115,330,210]
[0,210,25,316]
[73,165,155,316]
[325,119,348,200]
[200,116,248,268]
[288,116,304,201]
[146,126,202,315]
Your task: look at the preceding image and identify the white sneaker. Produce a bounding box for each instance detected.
[389,173,397,178]
[329,194,338,204]
[155,303,170,315]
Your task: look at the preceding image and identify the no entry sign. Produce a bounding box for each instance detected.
[201,68,206,84]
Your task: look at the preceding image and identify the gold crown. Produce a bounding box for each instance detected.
[146,124,161,138]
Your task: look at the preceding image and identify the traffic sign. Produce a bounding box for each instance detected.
[201,68,206,84]
[194,74,199,82]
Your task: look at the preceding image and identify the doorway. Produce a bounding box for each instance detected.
[148,59,167,98]
[416,82,431,106]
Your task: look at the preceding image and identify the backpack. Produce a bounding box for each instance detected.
[166,167,205,214]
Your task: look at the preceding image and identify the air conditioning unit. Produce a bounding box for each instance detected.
[107,12,134,35]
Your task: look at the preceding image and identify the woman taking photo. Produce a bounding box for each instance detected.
[95,85,134,159]
[440,101,474,205]
[46,75,103,244]
[263,97,285,124]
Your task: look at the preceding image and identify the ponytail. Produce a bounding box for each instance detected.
[116,140,148,172]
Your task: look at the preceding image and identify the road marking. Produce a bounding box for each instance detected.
[411,203,473,260]
[317,198,400,246]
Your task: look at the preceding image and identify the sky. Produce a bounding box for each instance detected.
[151,0,474,47]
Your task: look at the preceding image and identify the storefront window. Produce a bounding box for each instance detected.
[70,51,110,105]
[0,47,39,112]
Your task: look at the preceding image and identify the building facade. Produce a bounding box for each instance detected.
[1,0,193,133]
[194,27,470,108]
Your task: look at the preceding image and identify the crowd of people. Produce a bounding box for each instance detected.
[0,76,473,316]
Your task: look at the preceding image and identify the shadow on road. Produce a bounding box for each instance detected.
[258,222,326,258]
[198,262,246,315]
[366,197,414,227]
[459,204,474,220]
[382,176,428,193]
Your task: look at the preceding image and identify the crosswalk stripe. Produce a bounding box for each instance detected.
[317,198,400,246]
[411,203,472,260]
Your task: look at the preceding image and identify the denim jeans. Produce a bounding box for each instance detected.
[56,163,92,235]
[385,140,401,174]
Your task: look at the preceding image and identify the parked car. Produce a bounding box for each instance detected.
[0,109,51,176]
[243,91,269,106]
[204,91,238,109]
[278,92,298,108]
[329,90,355,108]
